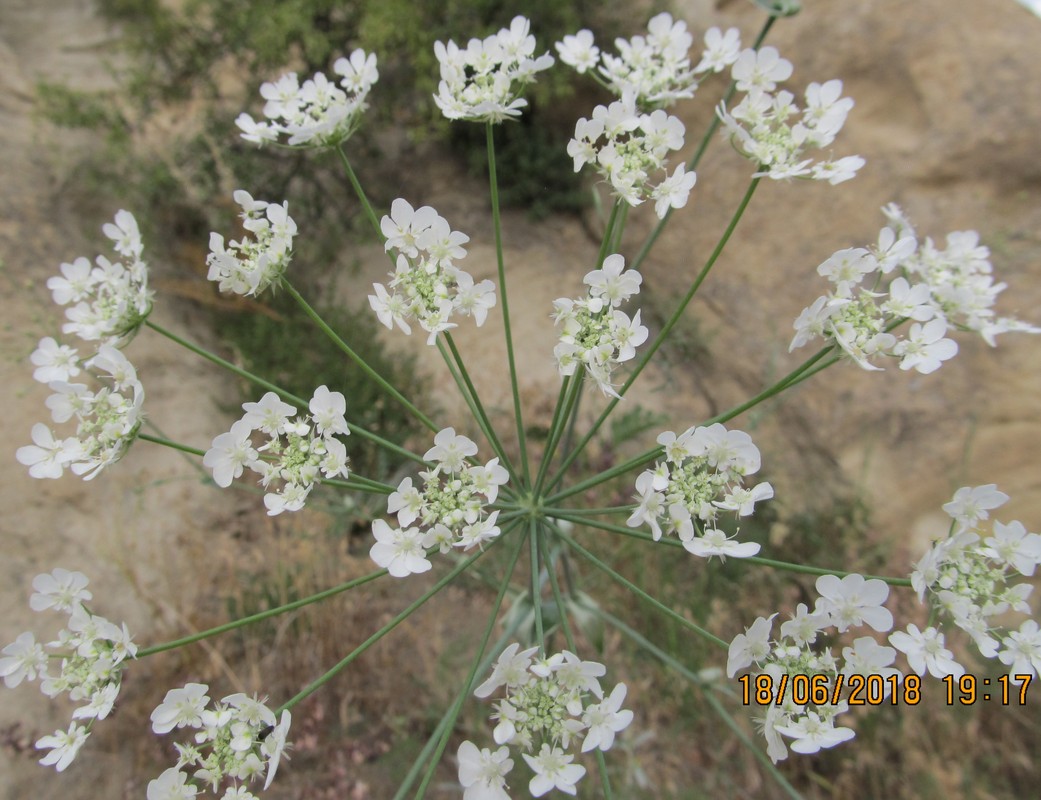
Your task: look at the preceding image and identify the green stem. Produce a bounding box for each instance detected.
[145,319,424,464]
[630,14,778,274]
[699,688,805,800]
[486,121,530,487]
[559,529,728,650]
[543,527,576,651]
[552,511,912,587]
[439,333,517,481]
[744,556,912,587]
[530,519,545,654]
[138,433,204,457]
[411,526,529,799]
[282,281,439,434]
[545,178,762,493]
[336,146,384,242]
[595,606,804,800]
[136,567,389,657]
[534,368,584,496]
[546,343,835,506]
[276,542,494,714]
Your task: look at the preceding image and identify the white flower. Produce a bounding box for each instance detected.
[424,427,479,472]
[203,419,259,489]
[683,528,761,560]
[595,12,699,107]
[308,385,350,437]
[696,27,742,73]
[998,620,1041,679]
[474,643,539,698]
[45,211,152,345]
[433,16,553,123]
[147,768,198,800]
[369,520,433,577]
[889,624,964,678]
[370,199,492,342]
[893,318,958,374]
[261,710,292,789]
[728,615,775,677]
[775,711,855,754]
[580,683,634,752]
[457,740,513,800]
[731,47,792,92]
[719,72,861,184]
[555,30,599,73]
[36,723,89,772]
[943,484,1009,529]
[31,337,81,383]
[522,744,586,797]
[814,573,893,633]
[151,683,212,734]
[17,422,83,479]
[0,632,49,687]
[237,52,377,148]
[982,519,1041,576]
[29,568,92,613]
[570,98,694,215]
[207,193,297,296]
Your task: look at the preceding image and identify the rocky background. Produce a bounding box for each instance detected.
[1,0,1038,797]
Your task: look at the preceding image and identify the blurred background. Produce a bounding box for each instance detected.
[1,0,1039,797]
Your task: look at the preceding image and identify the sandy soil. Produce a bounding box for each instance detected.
[1,0,1039,797]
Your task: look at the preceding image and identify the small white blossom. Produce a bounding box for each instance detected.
[204,386,350,514]
[369,199,494,343]
[46,211,152,346]
[457,741,513,800]
[36,723,89,772]
[207,191,297,296]
[434,16,553,123]
[890,624,964,678]
[236,51,378,147]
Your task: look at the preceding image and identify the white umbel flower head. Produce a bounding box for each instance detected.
[369,199,495,344]
[236,50,378,147]
[207,191,297,296]
[46,210,152,347]
[203,386,351,515]
[628,423,771,557]
[433,16,553,123]
[374,428,507,575]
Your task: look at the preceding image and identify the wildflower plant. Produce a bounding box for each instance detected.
[8,3,1041,797]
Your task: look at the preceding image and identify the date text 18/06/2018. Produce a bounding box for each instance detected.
[738,673,1034,707]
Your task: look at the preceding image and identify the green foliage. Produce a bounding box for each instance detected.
[216,291,429,482]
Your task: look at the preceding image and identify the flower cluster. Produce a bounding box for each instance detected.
[203,386,350,515]
[568,95,696,217]
[459,644,633,798]
[207,191,298,297]
[1,569,135,773]
[790,205,1039,372]
[882,204,1041,344]
[433,16,553,122]
[627,423,773,559]
[728,573,895,762]
[371,428,508,577]
[552,254,648,397]
[900,485,1041,679]
[235,49,378,147]
[149,684,291,799]
[556,14,742,108]
[17,344,144,480]
[46,209,152,346]
[369,199,495,344]
[717,51,864,184]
